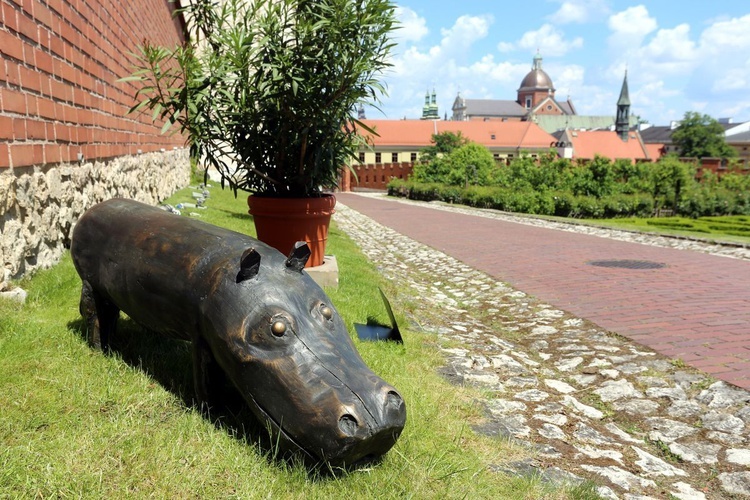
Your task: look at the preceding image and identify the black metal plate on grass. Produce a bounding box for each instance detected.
[587,259,666,270]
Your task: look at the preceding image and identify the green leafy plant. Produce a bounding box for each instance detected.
[126,0,396,198]
[672,111,737,159]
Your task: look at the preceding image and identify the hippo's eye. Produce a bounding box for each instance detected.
[271,320,287,337]
[320,305,333,321]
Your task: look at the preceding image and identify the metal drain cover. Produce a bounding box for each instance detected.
[587,259,666,270]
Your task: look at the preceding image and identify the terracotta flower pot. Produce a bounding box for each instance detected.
[247,194,336,268]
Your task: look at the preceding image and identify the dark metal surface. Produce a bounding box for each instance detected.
[355,288,403,343]
[587,259,667,270]
[70,198,405,466]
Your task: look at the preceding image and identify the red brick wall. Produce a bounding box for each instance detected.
[0,0,186,169]
[685,158,750,179]
[349,162,414,190]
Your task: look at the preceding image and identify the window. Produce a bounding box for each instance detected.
[391,152,398,163]
[358,152,365,163]
[546,105,552,111]
[491,134,496,140]
[375,152,381,163]
[525,97,532,109]
[410,152,417,162]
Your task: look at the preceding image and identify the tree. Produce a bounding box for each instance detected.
[441,143,496,186]
[650,156,696,210]
[413,131,470,183]
[418,131,468,164]
[671,112,737,159]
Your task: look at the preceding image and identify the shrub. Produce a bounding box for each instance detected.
[552,191,577,217]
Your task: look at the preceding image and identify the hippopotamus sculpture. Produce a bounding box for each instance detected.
[70,198,406,466]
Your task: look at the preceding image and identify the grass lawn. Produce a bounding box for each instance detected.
[0,183,598,499]
[578,215,750,245]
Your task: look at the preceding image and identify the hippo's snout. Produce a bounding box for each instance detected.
[326,385,406,466]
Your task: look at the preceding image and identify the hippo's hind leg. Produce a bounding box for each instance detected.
[79,280,119,351]
[192,334,227,411]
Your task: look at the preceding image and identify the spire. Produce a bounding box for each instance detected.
[357,103,366,120]
[421,88,439,120]
[618,69,631,106]
[616,70,631,141]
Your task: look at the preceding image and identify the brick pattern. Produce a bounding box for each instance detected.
[338,193,750,389]
[0,0,186,168]
[689,157,750,179]
[349,162,414,190]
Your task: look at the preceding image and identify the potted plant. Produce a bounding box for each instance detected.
[126,0,396,266]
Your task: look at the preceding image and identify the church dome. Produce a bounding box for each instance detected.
[518,53,554,91]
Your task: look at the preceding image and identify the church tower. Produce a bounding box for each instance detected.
[615,70,631,141]
[517,52,555,110]
[421,88,439,120]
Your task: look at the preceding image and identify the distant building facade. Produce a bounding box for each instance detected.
[451,53,576,123]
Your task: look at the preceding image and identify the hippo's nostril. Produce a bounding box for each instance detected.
[386,390,403,409]
[338,414,359,436]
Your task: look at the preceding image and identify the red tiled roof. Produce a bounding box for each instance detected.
[567,130,650,161]
[644,143,665,160]
[357,119,557,150]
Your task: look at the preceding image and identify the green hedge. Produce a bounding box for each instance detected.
[387,179,657,218]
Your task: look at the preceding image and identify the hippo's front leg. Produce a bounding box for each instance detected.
[192,333,227,410]
[79,280,119,351]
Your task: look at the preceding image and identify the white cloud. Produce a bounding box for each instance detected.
[699,13,750,50]
[620,24,697,79]
[601,9,750,123]
[712,68,749,92]
[394,6,428,43]
[378,6,750,123]
[381,14,504,119]
[439,14,493,52]
[549,0,610,24]
[694,14,750,106]
[554,65,585,98]
[607,5,657,48]
[630,80,682,119]
[646,24,695,63]
[497,24,583,57]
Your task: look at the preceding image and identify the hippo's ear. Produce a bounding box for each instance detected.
[285,241,310,272]
[236,248,261,283]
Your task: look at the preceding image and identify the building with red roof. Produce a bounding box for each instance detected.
[556,129,656,162]
[356,119,557,165]
[552,73,663,163]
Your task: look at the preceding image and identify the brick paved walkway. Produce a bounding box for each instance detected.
[337,193,750,390]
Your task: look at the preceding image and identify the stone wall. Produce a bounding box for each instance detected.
[0,148,190,290]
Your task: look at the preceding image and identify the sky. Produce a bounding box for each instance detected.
[366,1,750,126]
